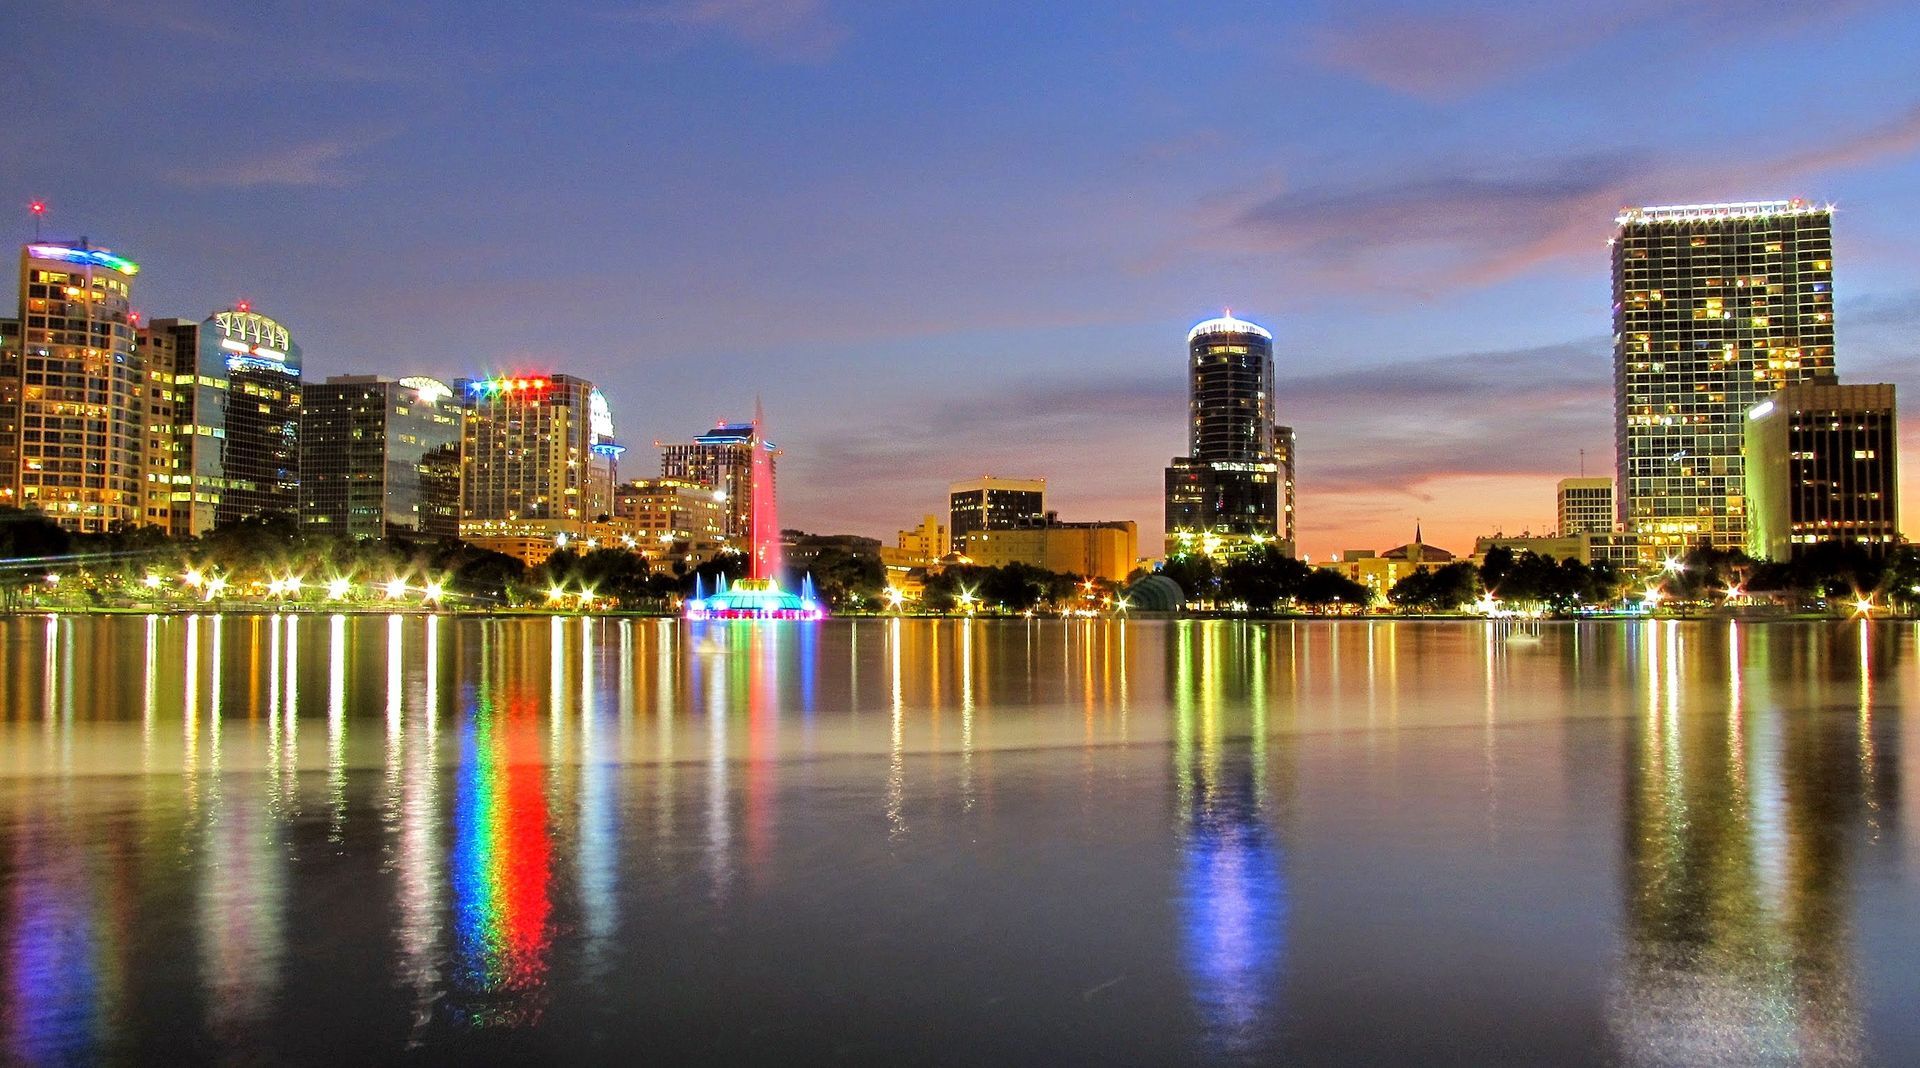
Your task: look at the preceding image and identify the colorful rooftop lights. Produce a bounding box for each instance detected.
[26,243,140,275]
[468,376,552,396]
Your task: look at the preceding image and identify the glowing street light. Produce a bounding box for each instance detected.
[327,577,352,600]
[184,567,205,588]
[383,577,407,599]
[885,586,906,610]
[1662,557,1685,575]
[548,585,567,603]
[143,573,163,589]
[1854,597,1875,616]
[424,581,445,603]
[204,576,228,600]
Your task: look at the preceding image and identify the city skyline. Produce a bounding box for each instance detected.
[4,2,1919,558]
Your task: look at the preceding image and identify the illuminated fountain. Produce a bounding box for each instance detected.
[683,401,824,621]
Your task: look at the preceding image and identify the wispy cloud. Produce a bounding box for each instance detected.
[601,0,845,61]
[163,132,392,189]
[1306,0,1887,101]
[1192,98,1920,295]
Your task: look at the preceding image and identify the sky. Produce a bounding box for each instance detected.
[4,0,1919,559]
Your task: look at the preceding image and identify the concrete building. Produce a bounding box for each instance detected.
[614,476,728,569]
[1557,477,1614,535]
[949,476,1045,552]
[659,421,773,543]
[140,308,304,535]
[1166,314,1287,559]
[299,375,461,540]
[1744,381,1899,560]
[896,513,948,562]
[963,518,1138,582]
[457,373,618,549]
[1614,200,1837,558]
[11,241,143,531]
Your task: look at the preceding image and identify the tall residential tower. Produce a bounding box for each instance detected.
[1613,200,1836,557]
[1165,313,1285,558]
[11,242,143,531]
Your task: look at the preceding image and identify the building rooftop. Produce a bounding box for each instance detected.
[1187,314,1272,343]
[1615,199,1831,226]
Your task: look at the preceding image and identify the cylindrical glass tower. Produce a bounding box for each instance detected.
[1186,315,1275,462]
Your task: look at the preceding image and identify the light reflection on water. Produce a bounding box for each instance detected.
[0,615,1913,1064]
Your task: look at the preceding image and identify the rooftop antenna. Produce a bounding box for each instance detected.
[1579,448,1586,477]
[28,200,45,240]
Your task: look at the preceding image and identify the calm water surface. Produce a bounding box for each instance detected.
[2,615,1917,1065]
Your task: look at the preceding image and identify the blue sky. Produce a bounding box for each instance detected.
[5,0,1918,556]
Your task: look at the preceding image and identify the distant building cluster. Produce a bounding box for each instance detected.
[1165,197,1900,583]
[4,196,1900,591]
[0,237,771,569]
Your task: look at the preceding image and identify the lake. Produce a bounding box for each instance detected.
[1,614,1916,1065]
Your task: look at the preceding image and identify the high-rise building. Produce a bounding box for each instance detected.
[659,421,775,542]
[1274,424,1297,556]
[138,308,304,535]
[948,475,1045,552]
[1165,314,1284,558]
[613,476,728,568]
[0,316,20,510]
[1557,477,1615,535]
[13,242,144,531]
[299,375,462,540]
[457,373,618,545]
[1744,381,1899,560]
[1613,200,1836,557]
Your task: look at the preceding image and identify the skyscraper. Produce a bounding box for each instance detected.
[1557,477,1615,535]
[1274,424,1297,556]
[12,241,144,532]
[138,307,304,535]
[1744,381,1899,559]
[1165,313,1284,558]
[457,373,618,543]
[299,375,462,539]
[659,421,776,544]
[1613,200,1836,557]
[948,475,1045,552]
[0,316,20,510]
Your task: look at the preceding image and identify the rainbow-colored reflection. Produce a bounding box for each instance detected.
[450,685,552,1028]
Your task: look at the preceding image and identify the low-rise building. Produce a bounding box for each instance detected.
[1328,530,1460,603]
[963,517,1138,582]
[615,477,728,570]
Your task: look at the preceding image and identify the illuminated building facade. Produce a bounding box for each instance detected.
[1275,424,1297,556]
[1614,200,1836,557]
[0,316,19,508]
[1165,314,1284,558]
[299,375,462,539]
[613,476,727,568]
[12,242,143,531]
[139,308,304,535]
[1556,477,1615,535]
[1744,381,1899,560]
[658,421,775,542]
[964,518,1139,582]
[948,476,1045,552]
[897,513,949,562]
[457,373,618,543]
